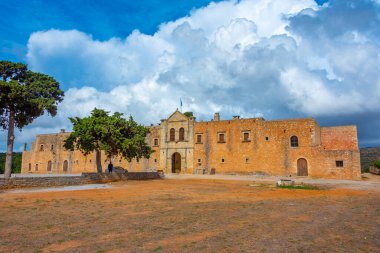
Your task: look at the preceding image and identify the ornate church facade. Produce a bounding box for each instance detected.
[21,110,361,179]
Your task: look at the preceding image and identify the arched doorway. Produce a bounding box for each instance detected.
[172,152,181,173]
[63,160,68,173]
[297,158,308,176]
[47,161,52,172]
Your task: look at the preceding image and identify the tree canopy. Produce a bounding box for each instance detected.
[64,108,152,173]
[183,111,193,118]
[0,61,64,177]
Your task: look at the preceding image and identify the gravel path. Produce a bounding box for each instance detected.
[165,173,380,191]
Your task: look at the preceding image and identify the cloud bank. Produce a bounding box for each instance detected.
[3,0,380,150]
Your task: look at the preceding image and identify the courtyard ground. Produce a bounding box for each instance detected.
[0,176,379,252]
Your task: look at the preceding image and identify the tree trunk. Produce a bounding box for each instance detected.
[4,110,15,178]
[95,149,102,173]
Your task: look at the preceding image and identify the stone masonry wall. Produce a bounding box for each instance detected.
[194,118,318,176]
[21,110,361,180]
[321,126,358,150]
[0,172,161,190]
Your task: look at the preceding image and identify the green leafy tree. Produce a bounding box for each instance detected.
[63,108,152,173]
[0,61,64,178]
[183,111,193,118]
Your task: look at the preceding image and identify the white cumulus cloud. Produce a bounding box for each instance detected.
[1,0,379,151]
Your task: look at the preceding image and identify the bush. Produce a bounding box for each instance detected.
[373,160,380,168]
[276,184,319,190]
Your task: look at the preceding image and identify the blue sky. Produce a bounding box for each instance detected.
[1,0,224,62]
[1,0,380,150]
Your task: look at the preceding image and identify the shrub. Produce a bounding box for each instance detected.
[373,160,380,168]
[276,184,319,190]
[362,166,369,173]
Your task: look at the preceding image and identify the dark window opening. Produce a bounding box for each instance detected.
[290,136,299,147]
[28,163,31,171]
[47,161,52,172]
[50,145,54,151]
[218,133,225,142]
[265,136,269,141]
[243,132,250,141]
[170,128,175,141]
[196,134,202,143]
[245,158,250,163]
[35,164,38,171]
[154,159,157,163]
[154,138,159,146]
[221,158,225,163]
[39,145,44,151]
[179,128,185,141]
[336,160,344,167]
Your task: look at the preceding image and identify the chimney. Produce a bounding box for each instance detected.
[23,143,27,151]
[213,112,220,121]
[60,129,65,133]
[232,115,240,120]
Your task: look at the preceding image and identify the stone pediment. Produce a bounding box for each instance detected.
[167,110,188,122]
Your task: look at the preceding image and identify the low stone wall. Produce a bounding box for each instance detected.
[0,172,161,190]
[369,166,380,175]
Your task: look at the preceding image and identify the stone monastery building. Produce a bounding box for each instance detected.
[22,110,361,179]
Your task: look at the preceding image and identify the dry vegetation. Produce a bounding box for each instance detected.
[0,179,379,252]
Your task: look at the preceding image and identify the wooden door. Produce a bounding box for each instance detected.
[297,158,308,176]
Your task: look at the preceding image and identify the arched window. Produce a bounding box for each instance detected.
[63,160,68,172]
[35,164,39,171]
[170,128,175,141]
[39,145,44,151]
[28,163,31,171]
[290,136,299,147]
[47,161,52,172]
[179,128,185,141]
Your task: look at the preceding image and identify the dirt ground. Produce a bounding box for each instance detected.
[0,178,379,253]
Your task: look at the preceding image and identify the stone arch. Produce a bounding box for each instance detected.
[63,160,68,172]
[297,158,308,176]
[171,152,181,173]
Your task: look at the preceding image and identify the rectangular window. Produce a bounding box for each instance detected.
[196,134,202,143]
[154,138,159,146]
[336,160,344,167]
[245,157,250,164]
[218,133,225,143]
[242,131,250,142]
[197,158,201,164]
